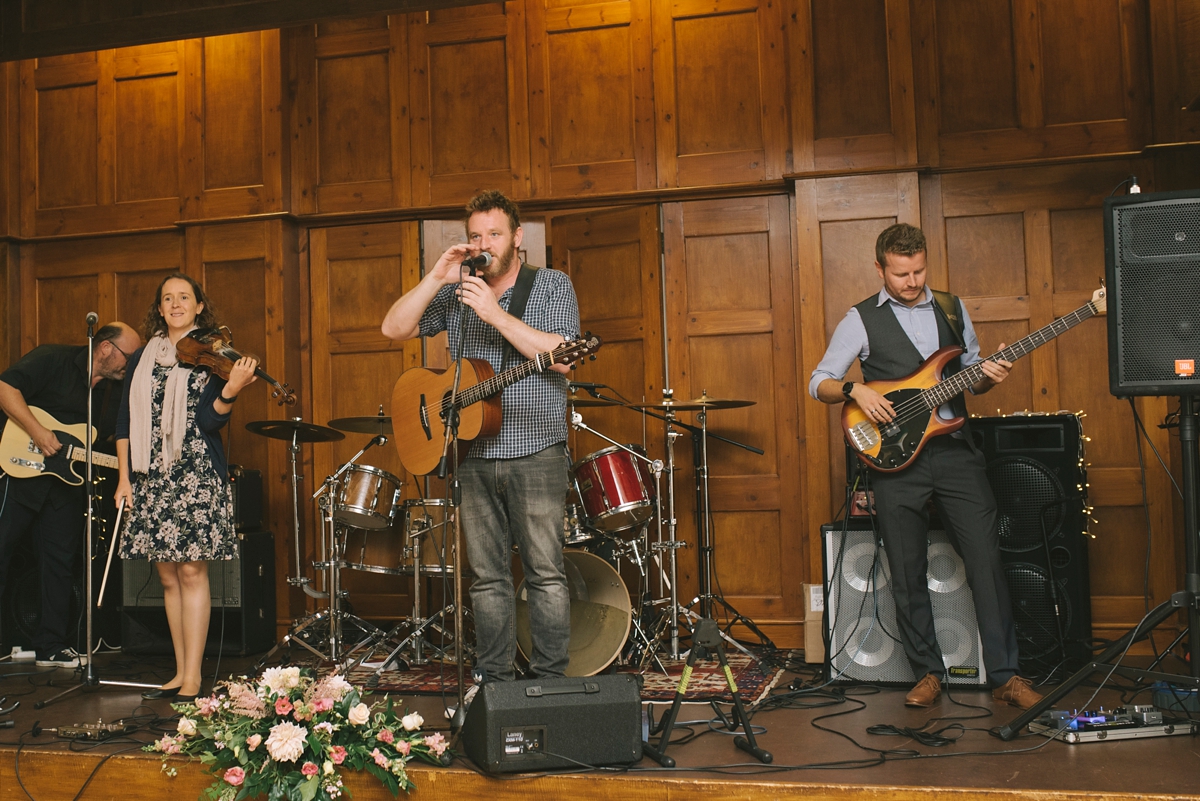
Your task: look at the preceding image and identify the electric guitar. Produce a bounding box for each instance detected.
[0,406,118,485]
[391,335,602,476]
[842,287,1106,472]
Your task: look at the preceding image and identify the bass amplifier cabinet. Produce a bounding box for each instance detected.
[1105,190,1200,396]
[460,674,642,773]
[121,529,275,656]
[972,414,1092,674]
[822,520,987,686]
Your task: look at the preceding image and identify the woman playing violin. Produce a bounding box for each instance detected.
[114,273,257,702]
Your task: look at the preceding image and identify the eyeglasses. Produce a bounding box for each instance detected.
[107,341,134,363]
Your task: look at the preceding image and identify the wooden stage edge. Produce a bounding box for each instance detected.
[2,747,1197,801]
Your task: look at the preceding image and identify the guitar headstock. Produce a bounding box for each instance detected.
[553,335,603,366]
[1091,285,1107,315]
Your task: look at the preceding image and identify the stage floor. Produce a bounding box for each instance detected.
[1,649,1198,801]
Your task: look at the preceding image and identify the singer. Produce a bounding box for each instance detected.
[114,274,258,702]
[0,321,142,667]
[382,190,580,682]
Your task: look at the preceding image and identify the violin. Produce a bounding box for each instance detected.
[176,327,297,407]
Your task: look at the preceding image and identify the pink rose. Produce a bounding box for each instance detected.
[372,747,389,768]
[301,761,318,777]
[396,740,411,756]
[313,697,334,713]
[275,697,293,716]
[224,767,245,787]
[246,733,262,751]
[377,728,394,744]
[330,745,347,765]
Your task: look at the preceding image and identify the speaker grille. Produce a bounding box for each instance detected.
[987,456,1064,552]
[1117,199,1200,262]
[1004,562,1074,661]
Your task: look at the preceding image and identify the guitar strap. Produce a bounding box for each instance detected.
[931,289,966,349]
[501,264,538,370]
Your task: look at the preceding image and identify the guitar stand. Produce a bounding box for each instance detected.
[641,617,772,767]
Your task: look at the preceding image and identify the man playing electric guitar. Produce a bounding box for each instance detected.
[382,190,579,683]
[0,321,142,668]
[810,223,1043,710]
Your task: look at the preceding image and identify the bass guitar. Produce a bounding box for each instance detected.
[0,406,118,485]
[391,335,602,476]
[842,286,1106,472]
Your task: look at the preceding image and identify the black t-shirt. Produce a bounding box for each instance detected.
[0,345,122,510]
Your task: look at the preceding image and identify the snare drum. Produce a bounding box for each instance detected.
[572,445,656,533]
[400,499,468,575]
[334,465,402,530]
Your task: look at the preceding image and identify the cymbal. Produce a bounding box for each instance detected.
[568,394,621,408]
[328,415,393,435]
[627,396,756,411]
[246,419,345,443]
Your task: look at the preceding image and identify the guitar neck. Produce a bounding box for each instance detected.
[451,348,562,410]
[923,299,1101,408]
[68,444,119,471]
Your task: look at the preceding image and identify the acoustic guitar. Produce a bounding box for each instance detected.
[391,335,602,476]
[0,406,118,485]
[842,286,1106,472]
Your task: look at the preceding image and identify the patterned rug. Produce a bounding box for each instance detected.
[343,651,784,704]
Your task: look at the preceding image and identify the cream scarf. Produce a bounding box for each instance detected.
[129,333,204,473]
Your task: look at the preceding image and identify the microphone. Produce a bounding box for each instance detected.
[568,382,606,391]
[461,252,493,271]
[85,312,98,326]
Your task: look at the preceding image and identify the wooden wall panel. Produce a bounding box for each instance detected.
[409,4,531,204]
[912,0,1151,167]
[309,223,423,621]
[1149,0,1200,145]
[664,195,802,644]
[526,0,654,196]
[653,0,787,186]
[793,0,917,171]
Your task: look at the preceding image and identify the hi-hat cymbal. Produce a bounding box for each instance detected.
[328,415,394,435]
[568,393,621,408]
[627,396,756,411]
[246,419,345,443]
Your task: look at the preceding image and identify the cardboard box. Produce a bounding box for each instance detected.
[803,583,825,664]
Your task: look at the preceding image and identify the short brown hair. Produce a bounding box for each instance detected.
[464,190,520,234]
[875,223,927,268]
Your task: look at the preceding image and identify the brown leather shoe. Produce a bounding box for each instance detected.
[993,676,1043,710]
[905,673,941,707]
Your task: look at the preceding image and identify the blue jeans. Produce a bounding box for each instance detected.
[458,444,570,681]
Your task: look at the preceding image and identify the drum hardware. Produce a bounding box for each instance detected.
[328,407,394,436]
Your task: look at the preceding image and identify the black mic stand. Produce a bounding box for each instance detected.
[38,314,156,709]
[998,394,1200,740]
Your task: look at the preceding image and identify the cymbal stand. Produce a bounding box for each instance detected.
[281,421,326,602]
[690,400,773,655]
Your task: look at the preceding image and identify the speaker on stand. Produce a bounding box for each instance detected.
[972,414,1092,677]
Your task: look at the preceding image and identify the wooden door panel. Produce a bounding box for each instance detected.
[35,83,99,209]
[114,72,178,203]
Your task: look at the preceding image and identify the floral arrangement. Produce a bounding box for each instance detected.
[148,667,448,801]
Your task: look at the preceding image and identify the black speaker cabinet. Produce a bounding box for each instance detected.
[972,414,1092,673]
[1105,190,1200,396]
[121,529,275,656]
[822,519,988,686]
[461,674,642,773]
[229,465,263,532]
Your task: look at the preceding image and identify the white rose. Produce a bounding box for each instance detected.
[177,717,197,736]
[347,703,371,726]
[401,712,424,732]
[323,761,334,776]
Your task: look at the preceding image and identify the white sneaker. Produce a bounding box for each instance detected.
[35,647,88,668]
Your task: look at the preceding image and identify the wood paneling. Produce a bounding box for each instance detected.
[653,0,787,186]
[526,0,655,196]
[664,195,801,643]
[1149,0,1200,145]
[408,4,530,204]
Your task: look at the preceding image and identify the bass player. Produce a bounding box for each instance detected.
[381,190,580,683]
[810,223,1043,710]
[0,321,142,667]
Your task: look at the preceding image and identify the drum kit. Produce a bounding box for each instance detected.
[247,381,767,678]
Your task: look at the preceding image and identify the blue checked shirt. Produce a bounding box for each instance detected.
[418,266,580,459]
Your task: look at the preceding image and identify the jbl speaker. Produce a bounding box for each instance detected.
[972,414,1092,673]
[229,465,263,532]
[461,674,642,773]
[822,520,987,686]
[1104,190,1200,396]
[121,529,275,656]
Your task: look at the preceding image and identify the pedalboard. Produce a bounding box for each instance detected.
[1029,706,1199,743]
[57,721,137,740]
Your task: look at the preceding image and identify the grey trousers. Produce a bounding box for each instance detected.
[867,436,1020,687]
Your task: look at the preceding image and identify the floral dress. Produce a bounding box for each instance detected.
[119,364,236,562]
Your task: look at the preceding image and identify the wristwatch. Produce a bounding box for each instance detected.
[842,381,855,401]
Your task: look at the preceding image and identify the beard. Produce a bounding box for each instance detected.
[481,240,519,280]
